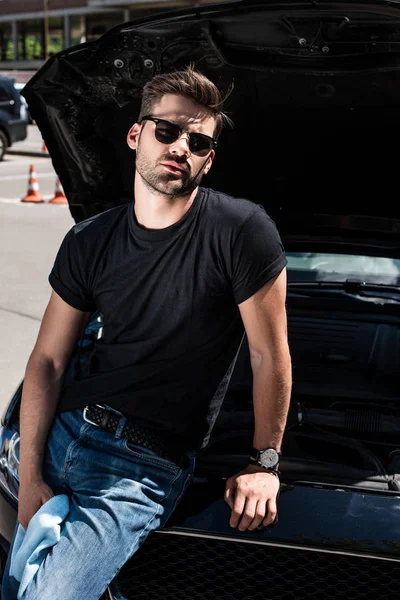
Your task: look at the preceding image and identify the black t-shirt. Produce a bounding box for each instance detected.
[49,187,287,450]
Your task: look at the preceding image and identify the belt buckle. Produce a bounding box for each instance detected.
[83,404,106,427]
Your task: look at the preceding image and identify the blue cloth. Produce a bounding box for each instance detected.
[9,494,70,598]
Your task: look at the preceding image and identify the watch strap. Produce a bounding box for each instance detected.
[248,459,281,477]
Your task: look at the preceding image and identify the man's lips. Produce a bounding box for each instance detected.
[160,162,188,174]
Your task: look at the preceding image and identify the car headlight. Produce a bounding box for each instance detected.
[0,429,20,502]
[7,432,20,480]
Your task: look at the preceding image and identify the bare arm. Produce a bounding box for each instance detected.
[241,268,291,452]
[224,269,292,531]
[18,290,91,528]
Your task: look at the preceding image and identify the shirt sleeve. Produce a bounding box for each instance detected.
[230,205,287,304]
[48,226,96,312]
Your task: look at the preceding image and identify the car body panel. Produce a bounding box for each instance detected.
[167,481,400,560]
[0,493,16,553]
[0,119,27,145]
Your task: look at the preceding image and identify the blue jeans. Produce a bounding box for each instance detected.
[2,407,195,600]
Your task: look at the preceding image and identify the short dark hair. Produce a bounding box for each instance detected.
[138,65,233,138]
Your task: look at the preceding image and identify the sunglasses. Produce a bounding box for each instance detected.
[141,116,217,157]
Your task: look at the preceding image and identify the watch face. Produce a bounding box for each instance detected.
[259,448,279,468]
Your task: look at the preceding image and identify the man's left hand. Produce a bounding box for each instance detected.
[224,465,280,531]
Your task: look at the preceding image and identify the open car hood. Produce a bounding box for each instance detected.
[22,0,400,252]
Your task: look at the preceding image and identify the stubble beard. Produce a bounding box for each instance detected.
[135,145,206,199]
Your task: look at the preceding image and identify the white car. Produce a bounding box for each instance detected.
[13,82,32,124]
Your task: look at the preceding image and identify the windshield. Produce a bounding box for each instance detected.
[286,252,400,286]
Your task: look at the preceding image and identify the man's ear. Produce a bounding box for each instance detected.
[203,150,215,175]
[127,123,141,150]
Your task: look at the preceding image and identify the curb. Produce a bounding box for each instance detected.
[7,149,50,158]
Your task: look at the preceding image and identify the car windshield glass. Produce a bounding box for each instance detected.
[286,252,400,286]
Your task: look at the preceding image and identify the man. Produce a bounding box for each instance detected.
[2,66,291,600]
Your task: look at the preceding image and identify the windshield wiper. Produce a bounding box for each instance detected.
[288,279,400,303]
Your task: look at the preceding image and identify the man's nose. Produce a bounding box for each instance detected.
[169,133,191,156]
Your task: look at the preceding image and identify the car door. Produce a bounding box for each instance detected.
[0,81,18,120]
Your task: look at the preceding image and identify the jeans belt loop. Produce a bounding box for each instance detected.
[115,416,127,439]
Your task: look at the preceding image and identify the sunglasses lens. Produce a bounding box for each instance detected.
[154,121,180,145]
[152,119,214,156]
[189,134,213,156]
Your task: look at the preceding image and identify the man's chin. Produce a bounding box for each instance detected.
[140,169,195,197]
[156,178,194,197]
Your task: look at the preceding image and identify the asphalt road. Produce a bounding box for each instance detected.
[0,143,74,410]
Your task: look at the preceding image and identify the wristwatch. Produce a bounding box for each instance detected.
[249,447,281,470]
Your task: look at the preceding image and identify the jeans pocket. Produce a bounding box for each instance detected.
[122,440,182,475]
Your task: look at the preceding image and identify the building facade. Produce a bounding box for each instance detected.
[0,0,214,80]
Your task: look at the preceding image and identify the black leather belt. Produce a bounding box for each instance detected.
[83,404,182,467]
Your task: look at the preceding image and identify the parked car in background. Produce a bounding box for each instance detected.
[1,1,400,598]
[0,76,28,161]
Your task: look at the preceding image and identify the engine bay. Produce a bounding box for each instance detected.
[199,293,400,492]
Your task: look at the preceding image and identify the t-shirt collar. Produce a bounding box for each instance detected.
[129,187,205,242]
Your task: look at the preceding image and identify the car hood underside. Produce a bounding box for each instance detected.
[22,0,400,249]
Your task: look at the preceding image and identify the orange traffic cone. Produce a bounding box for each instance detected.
[42,141,49,154]
[21,164,44,203]
[49,177,68,204]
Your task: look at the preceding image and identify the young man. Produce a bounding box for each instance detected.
[2,66,292,600]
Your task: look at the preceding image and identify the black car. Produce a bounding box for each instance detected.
[1,1,400,598]
[0,76,28,161]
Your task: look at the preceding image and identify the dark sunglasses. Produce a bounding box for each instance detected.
[141,115,217,157]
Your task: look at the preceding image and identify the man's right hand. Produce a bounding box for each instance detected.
[18,478,55,531]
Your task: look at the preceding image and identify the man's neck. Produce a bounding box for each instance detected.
[133,175,198,230]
